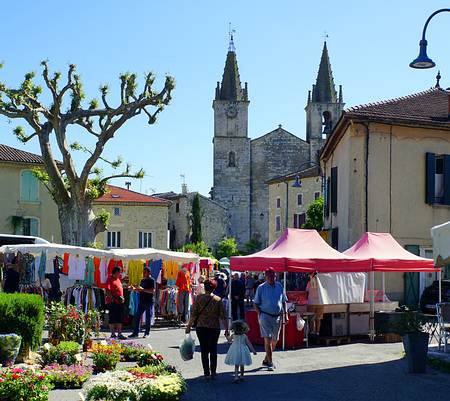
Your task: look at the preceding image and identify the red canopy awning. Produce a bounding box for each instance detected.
[230,229,371,273]
[343,232,437,272]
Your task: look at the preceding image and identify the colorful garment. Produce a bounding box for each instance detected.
[84,258,95,286]
[128,260,144,286]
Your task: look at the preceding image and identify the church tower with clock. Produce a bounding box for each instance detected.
[211,35,251,245]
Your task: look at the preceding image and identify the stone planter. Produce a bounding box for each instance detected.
[403,332,429,373]
[0,334,21,366]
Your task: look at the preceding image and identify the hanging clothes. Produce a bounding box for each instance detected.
[61,253,69,275]
[150,259,163,282]
[163,260,179,280]
[84,258,95,286]
[38,251,46,281]
[99,257,108,285]
[128,260,144,286]
[68,256,86,281]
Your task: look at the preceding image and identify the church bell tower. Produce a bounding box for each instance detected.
[211,34,251,245]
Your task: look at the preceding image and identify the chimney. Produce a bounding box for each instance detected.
[181,183,188,195]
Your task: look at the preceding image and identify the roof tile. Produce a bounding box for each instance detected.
[95,185,170,205]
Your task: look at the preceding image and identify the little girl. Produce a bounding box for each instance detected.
[225,320,257,383]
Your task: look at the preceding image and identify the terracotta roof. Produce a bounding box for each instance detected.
[345,87,450,126]
[0,144,48,165]
[94,185,170,205]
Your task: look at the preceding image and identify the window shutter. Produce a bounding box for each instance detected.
[30,219,39,236]
[20,171,30,201]
[293,214,298,228]
[331,167,338,213]
[443,155,450,205]
[425,152,436,204]
[299,213,306,227]
[325,177,331,217]
[331,227,339,250]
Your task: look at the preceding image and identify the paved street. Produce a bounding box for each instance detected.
[50,326,450,401]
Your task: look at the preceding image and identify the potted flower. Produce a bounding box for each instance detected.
[91,342,121,373]
[395,310,429,373]
[0,334,21,367]
[84,310,102,351]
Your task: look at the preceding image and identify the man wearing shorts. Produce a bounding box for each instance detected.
[254,267,288,371]
[306,272,324,336]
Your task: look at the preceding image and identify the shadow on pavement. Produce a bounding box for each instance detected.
[182,359,450,401]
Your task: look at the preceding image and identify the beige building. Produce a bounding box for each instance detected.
[320,87,450,304]
[268,167,322,244]
[0,144,61,242]
[93,185,170,250]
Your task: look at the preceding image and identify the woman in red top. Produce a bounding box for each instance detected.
[106,267,126,339]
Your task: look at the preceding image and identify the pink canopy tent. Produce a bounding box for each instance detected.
[230,228,371,273]
[343,232,436,272]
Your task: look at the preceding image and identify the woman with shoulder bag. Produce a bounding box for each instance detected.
[106,266,126,340]
[186,279,229,380]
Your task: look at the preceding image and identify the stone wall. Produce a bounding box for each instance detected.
[250,127,311,247]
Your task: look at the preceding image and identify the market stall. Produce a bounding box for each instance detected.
[230,229,373,348]
[344,232,437,339]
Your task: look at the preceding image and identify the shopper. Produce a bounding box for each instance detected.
[306,272,324,336]
[186,279,229,380]
[176,267,191,323]
[254,267,288,371]
[245,273,255,306]
[225,320,257,383]
[105,266,126,340]
[129,267,155,339]
[231,273,246,321]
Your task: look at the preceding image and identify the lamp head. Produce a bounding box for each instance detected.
[292,175,302,188]
[410,39,436,69]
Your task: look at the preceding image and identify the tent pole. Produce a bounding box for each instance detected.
[369,270,375,342]
[382,272,386,302]
[438,269,442,303]
[282,271,286,350]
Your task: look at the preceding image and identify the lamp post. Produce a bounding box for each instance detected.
[409,8,450,69]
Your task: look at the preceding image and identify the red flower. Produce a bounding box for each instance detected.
[11,374,20,379]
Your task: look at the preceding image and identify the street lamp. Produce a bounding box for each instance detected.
[410,8,450,69]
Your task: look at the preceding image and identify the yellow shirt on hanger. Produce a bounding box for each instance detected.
[128,260,144,286]
[163,260,179,280]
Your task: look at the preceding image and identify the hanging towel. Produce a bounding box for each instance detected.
[38,251,46,280]
[61,253,69,275]
[85,258,95,286]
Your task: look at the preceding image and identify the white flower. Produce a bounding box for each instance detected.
[100,340,108,346]
[146,344,153,350]
[75,354,82,362]
[43,343,52,350]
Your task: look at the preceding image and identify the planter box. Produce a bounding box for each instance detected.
[403,332,429,373]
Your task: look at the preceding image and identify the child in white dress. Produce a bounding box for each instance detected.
[225,320,257,383]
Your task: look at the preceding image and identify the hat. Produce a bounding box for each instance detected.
[265,267,275,275]
[143,267,150,273]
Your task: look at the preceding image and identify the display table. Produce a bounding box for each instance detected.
[245,310,304,348]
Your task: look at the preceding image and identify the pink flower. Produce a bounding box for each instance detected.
[11,368,24,374]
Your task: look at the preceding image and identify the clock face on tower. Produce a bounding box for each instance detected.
[226,105,238,118]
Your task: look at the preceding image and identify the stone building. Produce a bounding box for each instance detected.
[93,184,170,250]
[211,39,344,247]
[267,167,322,244]
[0,144,61,242]
[320,86,450,304]
[156,185,229,251]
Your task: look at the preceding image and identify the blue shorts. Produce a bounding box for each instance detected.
[259,314,281,340]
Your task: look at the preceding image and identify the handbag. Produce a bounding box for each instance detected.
[193,295,214,327]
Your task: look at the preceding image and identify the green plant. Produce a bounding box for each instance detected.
[392,310,427,335]
[216,236,240,260]
[9,215,24,234]
[178,241,214,258]
[0,334,21,367]
[42,364,92,389]
[0,367,53,401]
[0,293,45,352]
[302,196,324,230]
[137,350,165,367]
[242,237,262,255]
[190,193,202,243]
[428,356,450,373]
[128,363,177,376]
[138,373,186,401]
[39,341,82,366]
[47,302,86,344]
[91,343,121,373]
[85,310,102,339]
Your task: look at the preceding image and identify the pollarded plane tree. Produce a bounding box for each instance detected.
[0,61,174,245]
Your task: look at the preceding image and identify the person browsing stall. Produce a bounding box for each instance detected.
[129,267,155,338]
[254,267,288,371]
[106,266,126,340]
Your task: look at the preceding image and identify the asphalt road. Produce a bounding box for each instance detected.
[49,327,450,401]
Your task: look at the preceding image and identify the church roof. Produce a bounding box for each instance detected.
[251,125,308,144]
[267,166,320,184]
[312,42,338,103]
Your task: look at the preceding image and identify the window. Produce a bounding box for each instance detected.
[331,227,339,250]
[176,203,180,213]
[276,197,281,208]
[20,170,39,202]
[107,231,121,248]
[322,111,332,135]
[293,213,306,229]
[315,192,321,200]
[275,216,281,231]
[331,167,338,213]
[228,151,236,167]
[15,217,39,236]
[138,231,152,248]
[297,194,303,206]
[426,153,450,205]
[325,177,331,217]
[114,207,121,216]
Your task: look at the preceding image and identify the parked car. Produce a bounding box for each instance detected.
[420,279,450,314]
[0,234,49,247]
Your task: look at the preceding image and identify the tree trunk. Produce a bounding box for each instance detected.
[57,199,104,246]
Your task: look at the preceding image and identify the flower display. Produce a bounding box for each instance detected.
[46,302,86,344]
[39,341,82,366]
[90,343,121,373]
[0,367,53,401]
[0,334,21,367]
[137,350,164,367]
[42,364,92,389]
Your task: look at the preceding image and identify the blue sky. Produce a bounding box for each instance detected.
[1,1,449,196]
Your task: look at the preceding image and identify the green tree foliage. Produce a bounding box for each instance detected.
[242,237,262,255]
[216,237,240,260]
[190,194,202,243]
[302,196,324,230]
[178,242,214,258]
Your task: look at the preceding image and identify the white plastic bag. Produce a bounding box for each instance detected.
[296,315,305,331]
[180,334,195,361]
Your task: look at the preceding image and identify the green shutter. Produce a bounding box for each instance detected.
[20,170,39,202]
[404,245,420,308]
[29,219,39,236]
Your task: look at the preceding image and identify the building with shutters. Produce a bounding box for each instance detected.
[211,37,344,248]
[0,144,61,242]
[320,86,450,303]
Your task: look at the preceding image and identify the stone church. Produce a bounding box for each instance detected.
[211,38,344,247]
